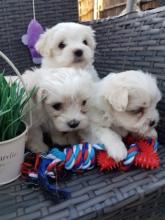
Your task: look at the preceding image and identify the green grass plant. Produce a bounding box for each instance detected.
[0,74,35,141]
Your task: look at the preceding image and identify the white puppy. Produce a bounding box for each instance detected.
[82,70,161,162]
[100,70,161,138]
[21,67,93,153]
[35,22,98,80]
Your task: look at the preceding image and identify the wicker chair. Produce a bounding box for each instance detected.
[0,1,165,219]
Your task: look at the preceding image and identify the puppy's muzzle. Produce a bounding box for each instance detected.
[67,119,80,128]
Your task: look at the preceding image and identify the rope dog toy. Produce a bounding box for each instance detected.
[21,153,70,201]
[21,143,104,201]
[47,143,104,172]
[21,137,160,201]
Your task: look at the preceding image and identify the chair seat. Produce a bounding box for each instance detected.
[0,146,165,220]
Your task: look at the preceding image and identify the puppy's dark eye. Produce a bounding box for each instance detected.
[83,40,88,45]
[58,42,66,49]
[82,100,87,106]
[130,107,144,114]
[52,103,62,110]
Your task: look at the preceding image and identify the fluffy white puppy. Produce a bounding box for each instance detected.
[100,70,161,138]
[82,70,161,162]
[35,22,98,80]
[21,67,93,153]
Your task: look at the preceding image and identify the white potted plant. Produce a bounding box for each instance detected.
[0,51,35,185]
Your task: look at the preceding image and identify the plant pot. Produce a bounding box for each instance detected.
[0,121,28,185]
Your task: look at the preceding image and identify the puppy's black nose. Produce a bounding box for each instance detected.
[67,119,80,128]
[74,49,83,57]
[149,120,155,127]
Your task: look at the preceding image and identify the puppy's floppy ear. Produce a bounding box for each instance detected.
[104,87,129,112]
[35,29,53,57]
[34,88,48,103]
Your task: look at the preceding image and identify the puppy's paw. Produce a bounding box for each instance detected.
[106,142,127,162]
[27,142,49,153]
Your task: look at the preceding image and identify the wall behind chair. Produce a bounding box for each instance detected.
[0,0,78,74]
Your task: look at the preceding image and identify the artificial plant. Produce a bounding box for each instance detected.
[0,73,35,141]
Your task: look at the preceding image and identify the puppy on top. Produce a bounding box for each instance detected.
[35,22,99,81]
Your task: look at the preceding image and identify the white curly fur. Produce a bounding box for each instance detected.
[35,22,99,81]
[21,67,94,153]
